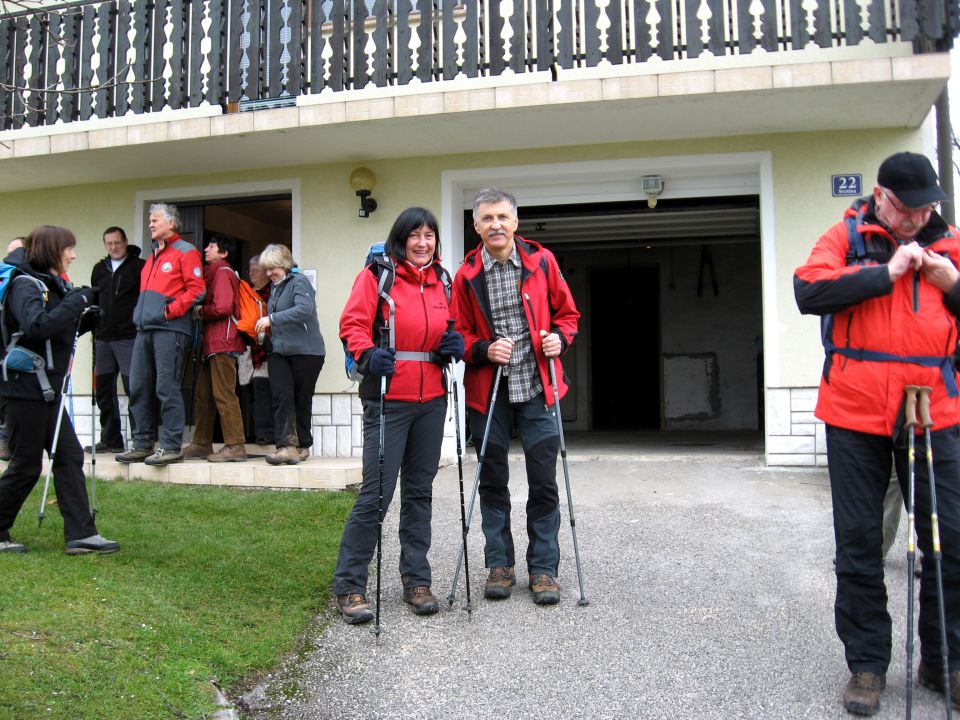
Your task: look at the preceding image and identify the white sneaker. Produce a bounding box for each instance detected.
[0,540,27,553]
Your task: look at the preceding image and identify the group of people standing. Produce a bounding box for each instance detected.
[0,203,329,554]
[333,188,579,622]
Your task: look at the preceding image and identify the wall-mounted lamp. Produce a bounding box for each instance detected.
[349,167,378,218]
[641,174,663,209]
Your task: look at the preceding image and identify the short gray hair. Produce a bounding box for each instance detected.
[249,254,261,265]
[472,187,518,220]
[149,203,180,231]
[259,243,294,271]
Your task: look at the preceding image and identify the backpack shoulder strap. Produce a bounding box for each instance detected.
[433,264,453,302]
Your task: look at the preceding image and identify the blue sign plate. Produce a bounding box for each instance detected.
[832,174,862,197]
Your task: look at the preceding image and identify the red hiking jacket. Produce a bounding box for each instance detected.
[795,199,960,435]
[199,260,246,357]
[133,234,205,336]
[340,258,455,403]
[453,236,579,414]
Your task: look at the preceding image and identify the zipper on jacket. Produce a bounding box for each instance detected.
[913,271,920,313]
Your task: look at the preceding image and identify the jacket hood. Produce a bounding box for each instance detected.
[3,246,27,267]
[847,196,953,247]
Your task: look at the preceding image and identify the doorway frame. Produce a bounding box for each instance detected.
[133,178,302,257]
[440,151,777,434]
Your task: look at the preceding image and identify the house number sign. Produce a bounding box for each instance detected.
[832,174,862,197]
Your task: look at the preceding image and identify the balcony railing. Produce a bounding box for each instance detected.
[1,0,957,130]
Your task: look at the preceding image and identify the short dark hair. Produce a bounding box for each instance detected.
[103,226,128,242]
[383,207,441,263]
[26,225,76,274]
[209,235,237,263]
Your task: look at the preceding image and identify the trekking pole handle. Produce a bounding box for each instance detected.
[905,386,921,430]
[915,385,934,429]
[446,318,455,333]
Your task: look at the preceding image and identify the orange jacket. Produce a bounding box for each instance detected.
[795,199,960,435]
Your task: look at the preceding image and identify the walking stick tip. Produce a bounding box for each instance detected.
[577,598,590,607]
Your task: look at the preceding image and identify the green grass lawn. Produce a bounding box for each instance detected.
[0,479,355,720]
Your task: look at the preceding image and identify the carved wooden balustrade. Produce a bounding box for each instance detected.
[0,0,957,129]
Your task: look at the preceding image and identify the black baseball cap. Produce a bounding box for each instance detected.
[877,152,948,208]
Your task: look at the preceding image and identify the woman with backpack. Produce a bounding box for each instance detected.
[0,226,119,555]
[254,244,325,466]
[333,207,464,624]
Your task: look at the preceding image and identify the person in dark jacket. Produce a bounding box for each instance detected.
[116,203,205,466]
[182,235,248,462]
[0,226,118,555]
[254,244,325,466]
[795,152,960,715]
[85,226,145,454]
[333,207,463,623]
[453,187,580,606]
[0,236,25,463]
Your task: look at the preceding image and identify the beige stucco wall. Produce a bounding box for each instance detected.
[0,127,924,397]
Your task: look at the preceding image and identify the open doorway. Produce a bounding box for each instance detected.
[153,194,293,437]
[590,266,660,429]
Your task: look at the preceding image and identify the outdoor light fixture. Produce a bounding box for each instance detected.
[641,174,663,209]
[349,167,378,218]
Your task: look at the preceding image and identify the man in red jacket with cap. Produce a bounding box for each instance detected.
[453,187,579,606]
[795,152,960,715]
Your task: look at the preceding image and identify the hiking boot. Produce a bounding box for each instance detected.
[918,659,960,710]
[529,574,561,605]
[336,593,374,625]
[0,540,26,553]
[144,448,183,466]
[65,534,119,555]
[182,443,214,460]
[403,586,440,615]
[266,446,300,466]
[484,566,516,599]
[116,447,154,463]
[842,671,885,715]
[207,444,247,463]
[298,447,310,461]
[84,441,125,454]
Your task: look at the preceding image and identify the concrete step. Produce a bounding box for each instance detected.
[3,445,362,491]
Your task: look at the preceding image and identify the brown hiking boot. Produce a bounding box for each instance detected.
[266,446,300,465]
[403,586,440,615]
[298,447,310,461]
[336,593,374,625]
[208,444,247,463]
[182,443,214,460]
[529,574,561,605]
[842,672,885,715]
[484,566,516,600]
[918,660,960,710]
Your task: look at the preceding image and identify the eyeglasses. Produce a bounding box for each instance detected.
[881,188,938,217]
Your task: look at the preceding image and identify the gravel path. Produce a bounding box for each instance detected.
[241,452,951,720]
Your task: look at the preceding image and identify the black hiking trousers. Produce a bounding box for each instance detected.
[827,424,960,674]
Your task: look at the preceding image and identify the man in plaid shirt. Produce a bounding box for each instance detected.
[453,187,580,605]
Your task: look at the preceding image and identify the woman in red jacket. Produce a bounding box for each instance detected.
[333,207,463,624]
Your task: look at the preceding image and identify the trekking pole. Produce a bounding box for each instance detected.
[547,356,589,606]
[90,334,97,519]
[445,319,472,615]
[904,385,921,720]
[371,308,393,639]
[447,364,503,608]
[915,385,953,720]
[39,306,96,528]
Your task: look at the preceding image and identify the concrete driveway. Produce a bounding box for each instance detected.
[241,445,951,720]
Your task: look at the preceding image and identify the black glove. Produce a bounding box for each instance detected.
[68,286,98,307]
[368,347,396,377]
[437,330,465,363]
